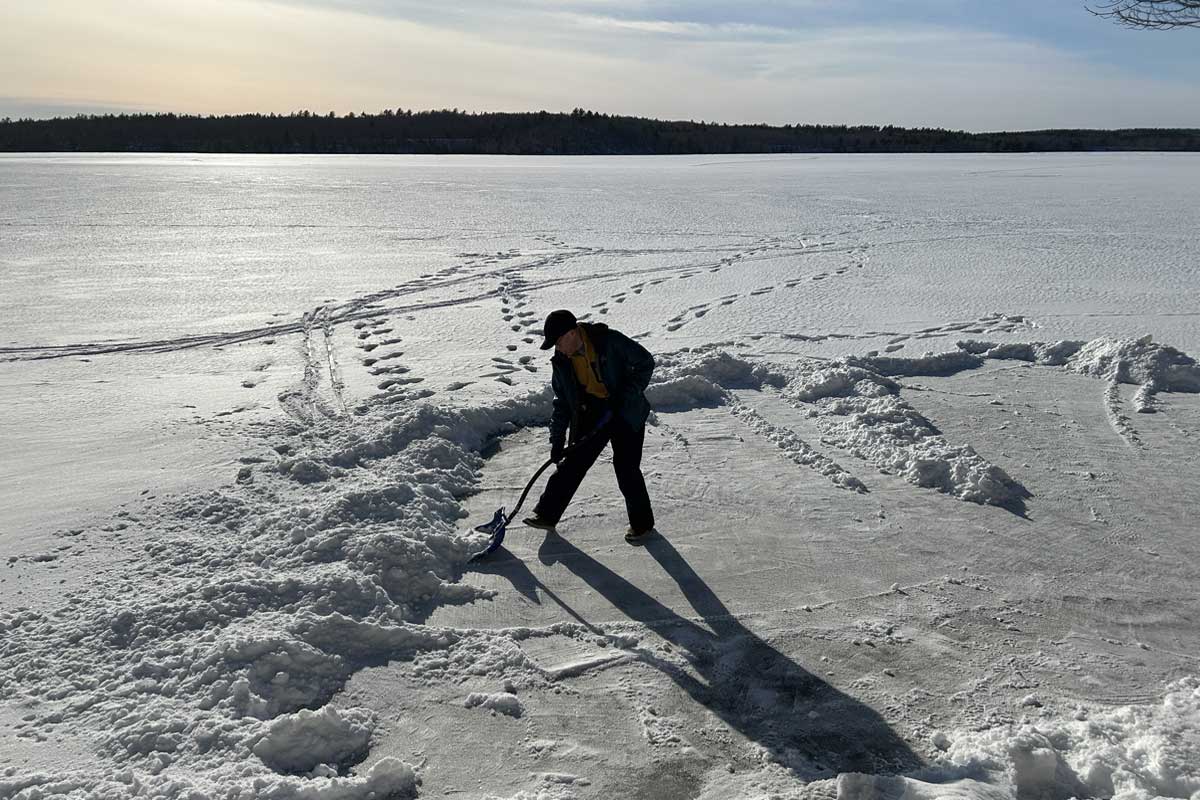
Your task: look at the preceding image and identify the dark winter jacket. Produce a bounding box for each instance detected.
[549,323,654,448]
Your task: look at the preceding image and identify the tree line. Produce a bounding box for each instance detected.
[2,109,1198,154]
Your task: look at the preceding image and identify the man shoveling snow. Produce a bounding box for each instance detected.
[523,309,658,544]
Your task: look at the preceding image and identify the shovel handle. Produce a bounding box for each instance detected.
[508,410,613,520]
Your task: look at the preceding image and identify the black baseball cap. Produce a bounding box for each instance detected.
[540,309,577,350]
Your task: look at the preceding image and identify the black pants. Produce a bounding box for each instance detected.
[534,414,654,532]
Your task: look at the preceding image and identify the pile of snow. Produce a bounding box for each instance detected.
[645,347,1029,507]
[1065,335,1200,413]
[647,347,784,410]
[0,758,419,800]
[778,361,1029,508]
[943,335,1199,414]
[936,677,1200,800]
[848,349,984,378]
[958,338,1084,366]
[253,706,374,775]
[817,677,1200,800]
[464,690,523,718]
[0,391,560,798]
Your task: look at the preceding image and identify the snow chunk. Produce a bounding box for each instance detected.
[253,705,374,774]
[646,374,727,410]
[284,458,331,484]
[465,690,523,717]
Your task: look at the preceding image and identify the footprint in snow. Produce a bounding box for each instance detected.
[379,377,424,389]
[370,365,410,376]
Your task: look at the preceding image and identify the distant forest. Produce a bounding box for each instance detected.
[2,109,1198,154]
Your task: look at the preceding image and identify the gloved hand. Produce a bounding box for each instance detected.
[550,440,565,464]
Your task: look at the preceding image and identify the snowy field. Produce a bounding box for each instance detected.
[2,152,1199,799]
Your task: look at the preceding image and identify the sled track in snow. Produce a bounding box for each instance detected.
[277,305,347,425]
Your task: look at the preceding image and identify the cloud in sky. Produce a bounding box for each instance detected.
[2,0,1199,129]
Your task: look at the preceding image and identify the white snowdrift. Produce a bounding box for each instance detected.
[0,759,418,800]
[824,678,1200,800]
[778,360,1028,507]
[0,393,557,799]
[646,347,785,410]
[650,347,1024,505]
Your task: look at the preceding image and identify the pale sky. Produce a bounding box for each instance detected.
[2,0,1199,130]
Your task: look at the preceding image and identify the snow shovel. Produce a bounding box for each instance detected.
[469,411,613,562]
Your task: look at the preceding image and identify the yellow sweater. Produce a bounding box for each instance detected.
[570,327,609,399]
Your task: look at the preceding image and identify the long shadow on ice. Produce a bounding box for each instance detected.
[470,545,603,635]
[526,531,923,780]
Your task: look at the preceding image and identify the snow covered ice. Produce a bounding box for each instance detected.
[2,153,1200,799]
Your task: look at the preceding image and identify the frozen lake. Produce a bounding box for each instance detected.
[4,153,1200,347]
[2,153,1199,798]
[3,152,1199,537]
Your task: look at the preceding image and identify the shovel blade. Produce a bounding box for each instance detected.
[469,507,508,562]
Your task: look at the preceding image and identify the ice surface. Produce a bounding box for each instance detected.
[2,153,1199,798]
